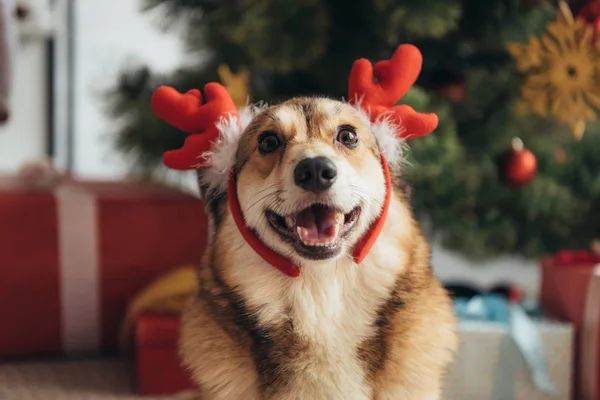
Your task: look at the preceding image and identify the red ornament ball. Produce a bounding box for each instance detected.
[498,138,538,188]
[578,0,600,24]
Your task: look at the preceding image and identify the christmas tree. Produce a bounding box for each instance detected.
[106,0,600,260]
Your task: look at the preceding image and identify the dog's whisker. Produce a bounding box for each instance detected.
[246,192,277,210]
[246,189,284,212]
[349,192,381,209]
[246,183,279,200]
[349,185,385,207]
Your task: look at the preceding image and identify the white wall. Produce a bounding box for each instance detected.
[0,40,47,172]
[72,0,184,179]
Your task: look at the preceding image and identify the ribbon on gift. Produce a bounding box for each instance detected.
[454,294,558,398]
[3,159,101,354]
[580,264,600,400]
[55,183,101,353]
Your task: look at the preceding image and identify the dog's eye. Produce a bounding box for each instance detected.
[336,126,359,148]
[258,131,281,154]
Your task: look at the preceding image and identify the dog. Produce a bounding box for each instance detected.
[177,96,458,400]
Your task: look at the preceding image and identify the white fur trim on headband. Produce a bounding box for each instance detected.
[199,105,264,196]
[353,103,406,169]
[371,116,407,169]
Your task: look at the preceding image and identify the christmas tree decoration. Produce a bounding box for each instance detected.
[217,64,250,109]
[497,138,538,188]
[577,0,600,44]
[578,0,600,25]
[506,1,600,140]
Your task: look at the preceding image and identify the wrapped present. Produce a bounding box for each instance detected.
[541,251,600,400]
[0,168,209,358]
[135,314,196,396]
[444,294,573,400]
[124,267,197,396]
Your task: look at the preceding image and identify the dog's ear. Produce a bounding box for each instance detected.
[195,169,229,228]
[195,169,214,203]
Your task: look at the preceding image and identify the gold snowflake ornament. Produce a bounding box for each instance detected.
[506,1,600,140]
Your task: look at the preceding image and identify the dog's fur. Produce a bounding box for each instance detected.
[179,97,457,400]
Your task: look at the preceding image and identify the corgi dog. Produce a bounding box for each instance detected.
[151,45,457,400]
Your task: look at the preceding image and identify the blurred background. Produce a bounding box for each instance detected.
[0,0,599,399]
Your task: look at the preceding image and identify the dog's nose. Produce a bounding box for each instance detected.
[294,156,338,194]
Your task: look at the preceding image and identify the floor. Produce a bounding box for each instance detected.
[0,329,571,400]
[0,358,187,400]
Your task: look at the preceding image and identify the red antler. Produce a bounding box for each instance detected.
[151,82,238,170]
[348,44,438,140]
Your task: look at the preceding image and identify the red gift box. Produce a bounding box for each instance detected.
[0,178,209,358]
[541,252,600,400]
[135,314,196,396]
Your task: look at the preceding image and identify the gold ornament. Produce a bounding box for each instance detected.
[506,1,600,140]
[217,64,250,109]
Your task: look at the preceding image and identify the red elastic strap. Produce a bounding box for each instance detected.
[227,153,391,277]
[228,173,301,277]
[352,154,391,263]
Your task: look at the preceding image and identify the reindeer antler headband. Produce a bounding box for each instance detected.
[151,44,438,277]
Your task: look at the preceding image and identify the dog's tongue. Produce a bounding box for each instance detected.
[296,205,341,244]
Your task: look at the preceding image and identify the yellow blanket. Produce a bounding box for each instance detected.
[119,266,198,351]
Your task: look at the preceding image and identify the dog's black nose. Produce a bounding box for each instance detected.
[294,156,338,194]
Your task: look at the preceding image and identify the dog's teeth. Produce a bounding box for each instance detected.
[285,217,295,229]
[296,225,341,247]
[297,226,308,242]
[332,223,340,239]
[335,212,344,225]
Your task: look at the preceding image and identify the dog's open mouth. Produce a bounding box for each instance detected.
[265,204,361,260]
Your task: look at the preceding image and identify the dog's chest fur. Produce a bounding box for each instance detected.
[223,206,407,399]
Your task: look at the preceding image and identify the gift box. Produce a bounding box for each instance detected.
[0,177,209,358]
[541,252,600,400]
[134,314,196,396]
[444,319,573,400]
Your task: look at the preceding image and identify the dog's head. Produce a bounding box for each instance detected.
[151,44,438,270]
[233,97,387,262]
